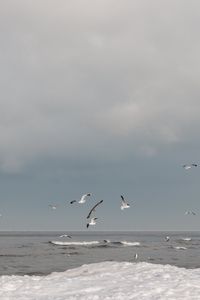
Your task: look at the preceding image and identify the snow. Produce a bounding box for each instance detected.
[1,261,200,299]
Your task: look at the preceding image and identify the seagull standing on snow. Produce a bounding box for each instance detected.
[71,193,91,204]
[120,195,130,210]
[87,217,98,228]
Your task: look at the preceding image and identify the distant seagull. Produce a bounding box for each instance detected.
[59,234,72,238]
[71,193,91,204]
[87,200,103,219]
[120,195,130,210]
[134,253,138,260]
[49,205,57,210]
[165,236,170,242]
[182,164,198,170]
[185,210,196,215]
[87,217,98,228]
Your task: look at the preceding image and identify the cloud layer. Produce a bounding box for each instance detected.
[0,0,200,172]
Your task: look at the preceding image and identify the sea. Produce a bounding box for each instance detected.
[1,231,200,299]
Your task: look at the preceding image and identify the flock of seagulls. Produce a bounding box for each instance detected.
[70,195,129,228]
[47,163,198,231]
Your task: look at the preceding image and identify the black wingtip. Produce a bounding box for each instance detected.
[86,224,89,228]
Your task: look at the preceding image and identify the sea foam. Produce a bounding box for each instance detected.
[1,261,200,299]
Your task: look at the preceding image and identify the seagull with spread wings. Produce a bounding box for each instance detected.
[70,193,91,204]
[120,195,130,210]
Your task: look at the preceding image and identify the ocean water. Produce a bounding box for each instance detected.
[1,231,200,299]
[0,231,200,276]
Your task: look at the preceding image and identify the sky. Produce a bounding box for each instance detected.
[0,0,200,231]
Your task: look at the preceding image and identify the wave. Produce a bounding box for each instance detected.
[120,241,141,246]
[1,261,200,299]
[181,238,192,241]
[49,241,100,246]
[174,246,187,250]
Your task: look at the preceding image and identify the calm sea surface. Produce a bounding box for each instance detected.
[0,231,200,276]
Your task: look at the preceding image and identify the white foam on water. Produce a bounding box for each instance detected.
[174,246,187,250]
[181,238,192,241]
[120,241,141,246]
[1,261,200,299]
[50,241,100,246]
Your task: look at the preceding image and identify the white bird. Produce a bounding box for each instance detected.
[70,194,91,204]
[120,195,130,210]
[78,193,91,204]
[165,236,170,242]
[185,210,196,215]
[182,163,198,170]
[59,234,72,238]
[134,253,138,260]
[49,205,57,210]
[87,217,98,228]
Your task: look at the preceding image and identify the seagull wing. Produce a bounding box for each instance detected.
[121,195,126,204]
[86,200,103,219]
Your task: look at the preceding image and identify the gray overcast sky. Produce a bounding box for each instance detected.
[0,0,200,231]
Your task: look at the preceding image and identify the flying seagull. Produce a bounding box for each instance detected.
[165,236,170,242]
[71,193,91,204]
[120,195,130,210]
[59,234,72,238]
[49,205,58,210]
[87,200,103,219]
[182,164,198,170]
[185,210,196,215]
[87,217,98,228]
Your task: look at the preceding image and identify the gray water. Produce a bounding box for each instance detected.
[0,231,200,276]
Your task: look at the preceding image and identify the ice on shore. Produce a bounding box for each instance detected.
[1,261,200,299]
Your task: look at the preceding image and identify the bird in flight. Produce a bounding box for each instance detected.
[120,195,130,210]
[164,236,170,242]
[70,193,91,204]
[87,217,98,228]
[185,210,196,215]
[182,164,198,170]
[49,205,58,210]
[86,200,103,219]
[59,234,72,238]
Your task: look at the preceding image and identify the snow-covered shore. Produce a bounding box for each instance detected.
[1,261,200,299]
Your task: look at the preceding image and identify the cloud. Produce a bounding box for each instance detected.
[0,0,200,172]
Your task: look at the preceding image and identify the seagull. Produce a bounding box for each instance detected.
[182,164,198,170]
[134,253,138,260]
[79,193,91,203]
[165,236,170,242]
[71,193,91,204]
[87,217,98,228]
[120,195,130,210]
[59,234,72,238]
[185,210,196,215]
[87,200,103,219]
[49,205,57,210]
